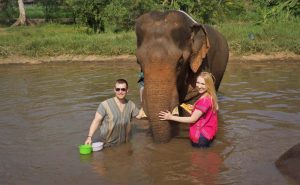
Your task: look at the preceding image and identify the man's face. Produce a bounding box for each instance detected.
[114,83,128,100]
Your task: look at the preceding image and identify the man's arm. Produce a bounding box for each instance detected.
[84,112,103,145]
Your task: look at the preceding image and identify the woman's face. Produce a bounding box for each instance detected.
[196,76,208,94]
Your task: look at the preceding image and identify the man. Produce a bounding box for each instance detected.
[85,79,142,147]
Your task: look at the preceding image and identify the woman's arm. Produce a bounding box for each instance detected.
[158,109,203,124]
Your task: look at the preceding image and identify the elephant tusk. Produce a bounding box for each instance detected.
[171,106,179,115]
[139,108,147,118]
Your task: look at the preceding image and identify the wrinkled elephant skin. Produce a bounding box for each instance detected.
[276,143,300,182]
[135,10,229,142]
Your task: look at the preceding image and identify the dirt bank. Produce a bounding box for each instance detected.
[229,52,300,62]
[0,52,299,64]
[0,54,136,64]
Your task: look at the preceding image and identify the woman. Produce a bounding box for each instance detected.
[159,72,219,147]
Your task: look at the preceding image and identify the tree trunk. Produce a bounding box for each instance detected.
[12,0,33,26]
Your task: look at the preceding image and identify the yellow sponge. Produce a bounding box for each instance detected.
[180,103,193,114]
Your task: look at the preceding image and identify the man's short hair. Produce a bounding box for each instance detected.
[115,79,128,88]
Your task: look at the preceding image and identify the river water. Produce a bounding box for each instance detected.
[0,60,299,185]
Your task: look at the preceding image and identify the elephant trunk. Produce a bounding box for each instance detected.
[151,121,171,143]
[143,74,179,143]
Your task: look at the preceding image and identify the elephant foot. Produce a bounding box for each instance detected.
[275,142,300,182]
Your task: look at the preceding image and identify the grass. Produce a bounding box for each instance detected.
[0,24,136,57]
[0,19,299,58]
[219,19,300,55]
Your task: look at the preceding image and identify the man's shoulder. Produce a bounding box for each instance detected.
[98,98,115,109]
[126,99,136,106]
[101,97,114,104]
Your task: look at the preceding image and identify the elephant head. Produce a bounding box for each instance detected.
[135,10,229,143]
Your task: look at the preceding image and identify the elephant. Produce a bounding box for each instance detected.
[275,143,300,182]
[135,10,229,142]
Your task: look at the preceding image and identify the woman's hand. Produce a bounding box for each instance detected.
[158,110,172,120]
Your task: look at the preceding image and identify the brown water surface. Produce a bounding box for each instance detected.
[0,60,299,185]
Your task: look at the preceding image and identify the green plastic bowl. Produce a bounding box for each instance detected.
[79,144,92,155]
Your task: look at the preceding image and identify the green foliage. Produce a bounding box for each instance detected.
[193,0,224,23]
[0,0,17,20]
[69,0,159,33]
[164,0,300,24]
[1,1,299,31]
[252,0,300,24]
[103,0,159,32]
[25,5,45,18]
[219,1,246,21]
[161,0,245,24]
[39,0,61,21]
[72,0,110,33]
[0,1,73,22]
[103,0,133,32]
[37,0,73,21]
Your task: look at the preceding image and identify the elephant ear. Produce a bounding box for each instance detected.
[190,24,210,73]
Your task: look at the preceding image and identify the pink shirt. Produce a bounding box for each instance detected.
[190,96,218,141]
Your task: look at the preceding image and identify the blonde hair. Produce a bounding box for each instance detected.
[198,72,219,112]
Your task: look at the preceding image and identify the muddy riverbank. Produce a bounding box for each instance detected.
[0,52,299,64]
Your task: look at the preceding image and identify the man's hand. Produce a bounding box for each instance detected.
[84,136,92,145]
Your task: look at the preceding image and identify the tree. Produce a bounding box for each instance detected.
[12,0,33,26]
[71,0,110,33]
[103,0,159,32]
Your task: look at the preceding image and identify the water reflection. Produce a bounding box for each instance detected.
[0,61,299,185]
[188,150,221,185]
[89,135,223,185]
